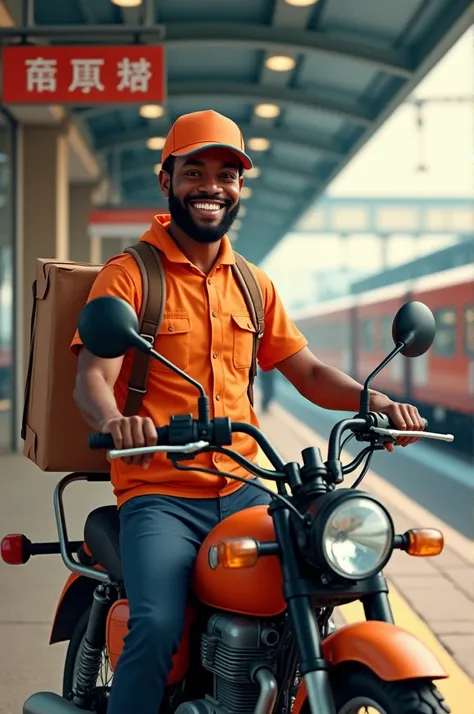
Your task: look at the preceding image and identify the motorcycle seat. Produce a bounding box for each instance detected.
[84,506,123,582]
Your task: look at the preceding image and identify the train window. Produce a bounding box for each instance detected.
[465,305,474,356]
[361,319,375,351]
[433,308,456,357]
[381,316,394,352]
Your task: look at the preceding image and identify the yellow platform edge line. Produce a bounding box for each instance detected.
[257,450,474,714]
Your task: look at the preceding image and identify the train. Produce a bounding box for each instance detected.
[292,262,474,458]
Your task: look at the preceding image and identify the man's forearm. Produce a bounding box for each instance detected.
[298,362,389,412]
[73,371,122,431]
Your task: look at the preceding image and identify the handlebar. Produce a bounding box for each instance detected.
[88,413,433,453]
[88,411,453,490]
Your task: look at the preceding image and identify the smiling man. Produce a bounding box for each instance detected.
[71,109,425,714]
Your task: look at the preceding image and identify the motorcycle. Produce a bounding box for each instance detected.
[1,297,456,714]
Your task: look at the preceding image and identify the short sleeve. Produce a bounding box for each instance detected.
[254,267,308,371]
[69,258,141,356]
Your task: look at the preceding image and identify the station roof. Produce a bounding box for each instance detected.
[3,0,474,264]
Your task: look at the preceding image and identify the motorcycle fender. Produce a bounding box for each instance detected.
[292,621,448,714]
[49,569,102,645]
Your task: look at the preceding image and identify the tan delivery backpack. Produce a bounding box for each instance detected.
[21,242,265,473]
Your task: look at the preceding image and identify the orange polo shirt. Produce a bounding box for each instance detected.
[70,214,308,507]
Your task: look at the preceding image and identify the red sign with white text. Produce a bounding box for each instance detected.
[1,45,166,104]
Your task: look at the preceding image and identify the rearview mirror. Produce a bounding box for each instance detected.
[78,296,151,358]
[392,301,436,358]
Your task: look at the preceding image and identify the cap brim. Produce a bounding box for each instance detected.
[171,141,253,170]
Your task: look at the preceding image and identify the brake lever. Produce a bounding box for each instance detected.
[370,427,454,443]
[107,440,210,460]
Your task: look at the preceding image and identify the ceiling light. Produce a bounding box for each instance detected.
[248,138,270,151]
[153,163,162,175]
[147,136,166,150]
[228,231,238,243]
[232,219,242,230]
[265,55,296,72]
[285,0,318,6]
[254,103,281,119]
[111,0,142,6]
[238,206,247,217]
[245,166,261,179]
[241,187,252,199]
[140,105,164,119]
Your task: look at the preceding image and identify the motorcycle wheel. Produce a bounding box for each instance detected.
[301,662,451,714]
[63,607,112,712]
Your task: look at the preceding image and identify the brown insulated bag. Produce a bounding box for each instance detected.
[21,243,265,473]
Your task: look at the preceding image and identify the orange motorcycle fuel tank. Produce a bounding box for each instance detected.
[193,505,286,617]
[106,600,197,685]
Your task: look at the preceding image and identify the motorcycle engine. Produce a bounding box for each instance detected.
[174,613,280,714]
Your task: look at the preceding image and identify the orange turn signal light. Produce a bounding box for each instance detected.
[215,538,259,569]
[406,528,444,557]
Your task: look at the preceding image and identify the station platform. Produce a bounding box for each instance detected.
[0,400,473,714]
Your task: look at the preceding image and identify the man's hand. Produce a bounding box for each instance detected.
[369,392,425,452]
[100,415,158,468]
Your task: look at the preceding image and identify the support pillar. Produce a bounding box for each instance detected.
[18,124,69,388]
[69,182,96,263]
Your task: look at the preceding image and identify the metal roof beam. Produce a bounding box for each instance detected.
[0,22,412,78]
[163,24,413,79]
[79,81,372,128]
[91,119,347,159]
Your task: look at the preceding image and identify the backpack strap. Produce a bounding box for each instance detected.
[122,241,166,416]
[231,252,265,406]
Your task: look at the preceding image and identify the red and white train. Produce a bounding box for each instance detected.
[293,264,474,457]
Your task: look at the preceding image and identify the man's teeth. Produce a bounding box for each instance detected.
[192,202,222,211]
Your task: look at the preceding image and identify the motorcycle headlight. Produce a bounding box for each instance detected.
[302,490,394,580]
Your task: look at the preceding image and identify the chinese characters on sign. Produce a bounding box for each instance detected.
[2,45,165,103]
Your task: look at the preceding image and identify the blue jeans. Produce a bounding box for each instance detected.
[107,482,272,714]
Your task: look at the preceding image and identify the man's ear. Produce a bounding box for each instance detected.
[159,169,171,198]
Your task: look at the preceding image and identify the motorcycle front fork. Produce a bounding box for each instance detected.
[69,583,117,709]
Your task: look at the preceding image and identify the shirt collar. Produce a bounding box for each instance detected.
[141,213,235,265]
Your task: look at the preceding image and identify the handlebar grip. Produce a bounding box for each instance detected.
[372,413,428,430]
[390,416,428,429]
[89,426,168,450]
[89,433,115,450]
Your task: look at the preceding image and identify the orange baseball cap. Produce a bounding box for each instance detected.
[162,110,253,170]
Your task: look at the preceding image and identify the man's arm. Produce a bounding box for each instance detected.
[276,347,425,448]
[73,349,124,431]
[252,266,424,448]
[70,258,157,467]
[74,349,157,467]
[275,346,370,412]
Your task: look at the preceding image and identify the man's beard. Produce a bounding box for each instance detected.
[168,185,240,244]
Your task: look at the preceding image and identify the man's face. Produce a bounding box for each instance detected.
[159,147,244,244]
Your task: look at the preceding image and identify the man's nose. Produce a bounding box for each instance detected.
[197,178,223,195]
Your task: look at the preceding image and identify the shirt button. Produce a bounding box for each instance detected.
[168,325,175,332]
[213,352,218,359]
[208,279,212,285]
[212,311,218,318]
[215,455,221,463]
[215,394,221,401]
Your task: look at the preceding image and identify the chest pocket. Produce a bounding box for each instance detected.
[231,314,256,369]
[153,313,192,372]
